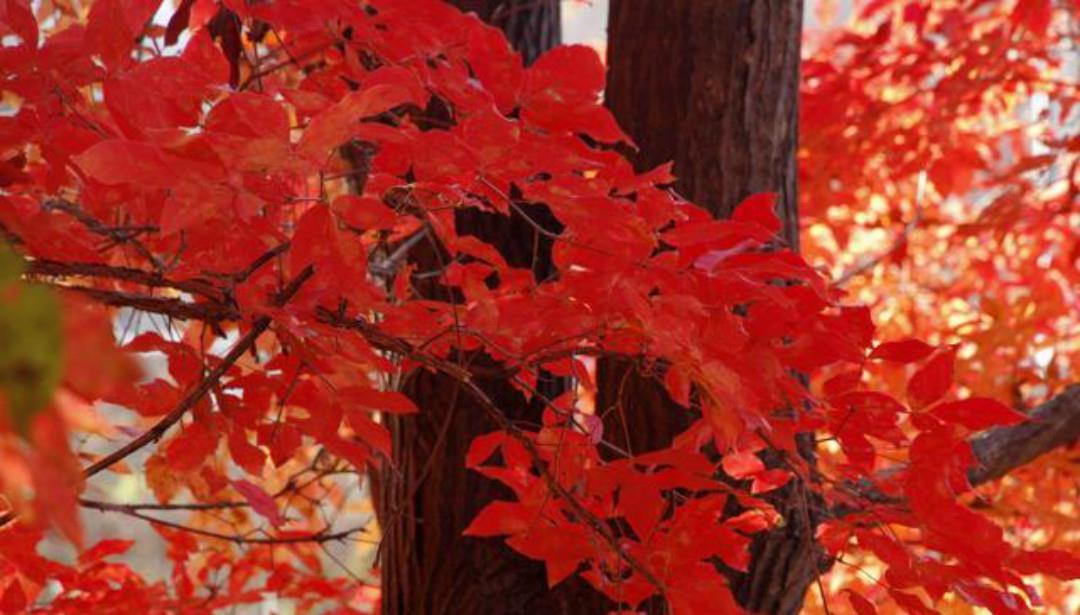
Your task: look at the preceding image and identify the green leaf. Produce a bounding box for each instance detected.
[0,247,63,435]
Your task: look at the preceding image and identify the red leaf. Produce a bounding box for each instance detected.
[619,481,664,539]
[182,27,230,84]
[466,431,506,468]
[890,590,936,615]
[289,205,338,276]
[298,84,419,161]
[870,339,935,363]
[523,44,604,108]
[228,427,267,476]
[86,0,133,70]
[521,45,629,143]
[73,140,172,187]
[664,364,693,407]
[232,479,284,527]
[323,435,373,471]
[1008,548,1080,580]
[731,192,781,235]
[751,469,791,494]
[205,91,290,140]
[506,523,594,588]
[79,538,134,565]
[462,501,528,537]
[340,386,418,415]
[29,411,84,547]
[722,450,765,480]
[164,0,195,46]
[907,347,956,408]
[846,590,878,615]
[465,20,523,114]
[3,0,37,50]
[203,91,292,171]
[0,580,27,613]
[724,510,772,534]
[105,59,209,139]
[258,423,302,467]
[331,194,399,231]
[822,368,862,397]
[1011,0,1052,35]
[666,563,741,615]
[929,397,1026,431]
[165,421,218,472]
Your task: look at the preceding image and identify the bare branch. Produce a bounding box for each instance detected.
[82,266,314,480]
[25,259,226,302]
[80,498,370,545]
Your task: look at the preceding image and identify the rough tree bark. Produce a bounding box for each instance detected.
[602,2,817,614]
[377,2,611,614]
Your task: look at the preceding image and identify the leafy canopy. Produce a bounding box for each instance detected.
[0,1,1076,614]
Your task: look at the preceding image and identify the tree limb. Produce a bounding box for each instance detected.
[80,498,371,545]
[968,384,1080,486]
[838,384,1080,512]
[25,259,227,302]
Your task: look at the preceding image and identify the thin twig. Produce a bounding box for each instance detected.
[81,498,369,545]
[81,266,314,480]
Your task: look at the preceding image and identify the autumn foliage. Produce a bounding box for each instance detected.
[0,1,1076,614]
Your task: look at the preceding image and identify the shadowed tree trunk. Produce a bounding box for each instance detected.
[382,1,820,613]
[377,2,612,614]
[601,2,820,614]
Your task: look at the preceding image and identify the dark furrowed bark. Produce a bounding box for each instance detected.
[377,2,612,613]
[604,2,814,614]
[606,0,802,246]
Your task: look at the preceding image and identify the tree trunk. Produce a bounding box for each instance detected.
[602,2,821,614]
[381,0,820,612]
[605,0,801,240]
[377,3,611,614]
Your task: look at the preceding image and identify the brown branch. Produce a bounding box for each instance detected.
[314,308,474,383]
[26,259,227,303]
[73,464,353,514]
[1,270,314,531]
[63,286,240,322]
[82,267,314,480]
[80,498,369,545]
[78,497,245,511]
[0,267,315,529]
[228,242,290,283]
[41,198,164,270]
[968,384,1080,486]
[837,384,1080,513]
